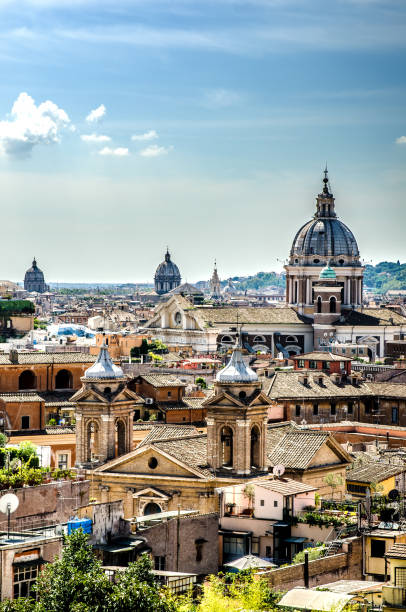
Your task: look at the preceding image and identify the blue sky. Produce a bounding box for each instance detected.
[0,0,405,283]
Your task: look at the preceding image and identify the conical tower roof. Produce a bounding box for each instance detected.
[216,337,258,383]
[84,344,125,379]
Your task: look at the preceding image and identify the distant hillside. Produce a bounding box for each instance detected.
[224,262,406,294]
[228,271,285,291]
[364,261,406,293]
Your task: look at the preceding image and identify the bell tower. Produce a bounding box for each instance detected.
[313,263,342,350]
[73,345,142,468]
[204,338,271,475]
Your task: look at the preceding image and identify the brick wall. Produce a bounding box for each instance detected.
[136,513,219,576]
[259,537,362,591]
[0,480,90,530]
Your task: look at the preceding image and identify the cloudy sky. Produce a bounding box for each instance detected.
[0,0,405,283]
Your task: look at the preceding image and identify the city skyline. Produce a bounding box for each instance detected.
[0,0,405,283]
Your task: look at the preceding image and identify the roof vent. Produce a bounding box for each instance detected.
[9,349,18,364]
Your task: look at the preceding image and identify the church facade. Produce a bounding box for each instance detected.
[144,171,406,358]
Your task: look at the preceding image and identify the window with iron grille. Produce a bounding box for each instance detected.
[154,556,166,571]
[13,563,39,599]
[395,567,406,587]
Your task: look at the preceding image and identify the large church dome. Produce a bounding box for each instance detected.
[24,258,48,293]
[289,170,359,263]
[154,249,181,295]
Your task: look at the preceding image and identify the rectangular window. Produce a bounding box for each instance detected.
[274,500,278,507]
[154,556,166,571]
[223,537,245,556]
[309,361,317,369]
[167,391,172,397]
[298,359,305,368]
[265,545,272,558]
[13,563,39,599]
[295,405,301,417]
[395,567,406,587]
[260,500,265,507]
[370,539,386,558]
[251,537,259,555]
[313,404,319,416]
[347,402,353,415]
[331,404,336,416]
[57,454,68,470]
[392,407,399,424]
[21,416,30,430]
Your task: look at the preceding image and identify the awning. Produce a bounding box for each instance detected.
[278,588,353,611]
[95,539,144,554]
[284,537,307,543]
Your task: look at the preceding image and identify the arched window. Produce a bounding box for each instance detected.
[19,370,36,390]
[253,335,266,344]
[220,426,233,467]
[330,296,336,313]
[86,420,99,463]
[144,502,161,516]
[285,335,298,343]
[116,420,126,457]
[55,369,73,389]
[250,425,261,468]
[317,296,322,313]
[221,335,233,344]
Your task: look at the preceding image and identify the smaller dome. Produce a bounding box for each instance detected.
[216,343,258,383]
[319,263,336,280]
[84,344,124,379]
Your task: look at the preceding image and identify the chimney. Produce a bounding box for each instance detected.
[9,349,18,364]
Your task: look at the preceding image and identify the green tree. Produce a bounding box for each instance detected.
[324,473,343,500]
[195,377,207,389]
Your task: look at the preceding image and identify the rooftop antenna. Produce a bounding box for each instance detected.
[0,493,19,541]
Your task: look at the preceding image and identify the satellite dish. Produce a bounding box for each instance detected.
[273,464,285,477]
[389,489,400,501]
[0,493,19,514]
[0,493,19,541]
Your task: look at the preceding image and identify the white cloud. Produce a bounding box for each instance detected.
[86,104,106,123]
[81,133,111,143]
[203,88,242,108]
[131,130,158,142]
[0,92,71,157]
[396,136,406,144]
[140,144,172,157]
[99,146,129,156]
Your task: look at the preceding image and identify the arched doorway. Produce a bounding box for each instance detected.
[144,502,161,516]
[86,420,100,462]
[317,296,322,313]
[220,426,233,467]
[250,425,261,468]
[330,297,336,313]
[116,420,126,457]
[55,369,73,389]
[19,370,36,390]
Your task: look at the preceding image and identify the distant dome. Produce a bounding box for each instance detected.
[24,258,48,294]
[291,218,359,259]
[319,263,336,280]
[84,344,125,379]
[290,170,359,261]
[154,249,181,295]
[216,343,258,383]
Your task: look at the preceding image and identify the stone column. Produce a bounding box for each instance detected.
[99,485,110,504]
[235,419,250,474]
[289,278,293,304]
[75,414,83,465]
[206,418,218,468]
[306,278,310,305]
[124,488,135,519]
[347,278,351,305]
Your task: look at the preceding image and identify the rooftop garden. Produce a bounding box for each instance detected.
[0,437,75,490]
[0,299,35,315]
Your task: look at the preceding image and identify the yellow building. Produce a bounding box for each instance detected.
[346,463,404,498]
[383,543,406,612]
[365,527,406,581]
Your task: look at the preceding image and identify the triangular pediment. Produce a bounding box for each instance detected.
[133,487,171,500]
[249,392,272,407]
[203,391,244,408]
[71,386,142,405]
[95,445,206,479]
